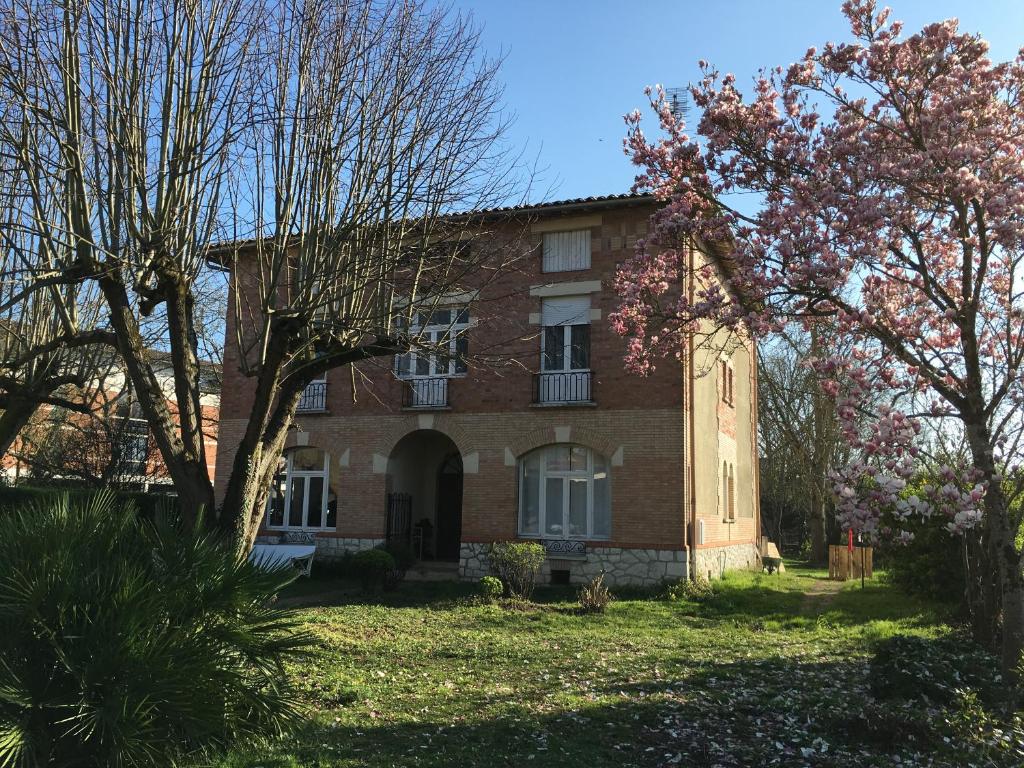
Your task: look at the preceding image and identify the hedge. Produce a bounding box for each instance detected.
[0,484,180,519]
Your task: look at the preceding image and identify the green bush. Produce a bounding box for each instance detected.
[478,575,504,602]
[578,572,613,613]
[664,575,715,602]
[489,541,546,600]
[0,491,309,767]
[352,548,397,592]
[0,483,180,520]
[878,513,965,603]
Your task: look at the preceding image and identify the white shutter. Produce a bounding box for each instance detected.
[543,230,591,272]
[541,296,591,326]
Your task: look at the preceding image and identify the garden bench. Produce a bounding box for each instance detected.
[249,532,317,577]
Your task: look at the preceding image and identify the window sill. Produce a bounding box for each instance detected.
[295,408,329,415]
[401,405,452,412]
[529,400,597,408]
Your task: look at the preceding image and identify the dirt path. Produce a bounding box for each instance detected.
[799,576,844,616]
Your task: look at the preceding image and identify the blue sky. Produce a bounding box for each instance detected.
[447,1,1024,203]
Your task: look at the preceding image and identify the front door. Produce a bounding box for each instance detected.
[435,452,463,561]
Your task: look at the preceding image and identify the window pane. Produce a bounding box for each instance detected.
[415,351,431,376]
[593,471,611,538]
[268,471,286,527]
[542,326,564,371]
[570,325,590,369]
[454,332,468,374]
[455,308,469,325]
[395,353,411,378]
[519,453,540,535]
[569,445,588,472]
[291,448,323,471]
[544,477,564,536]
[569,478,588,537]
[428,310,450,326]
[288,477,306,527]
[326,480,338,528]
[306,476,324,528]
[545,445,571,472]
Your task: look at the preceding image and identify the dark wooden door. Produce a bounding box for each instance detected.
[435,453,463,561]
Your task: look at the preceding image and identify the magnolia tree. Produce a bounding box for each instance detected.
[613,0,1024,674]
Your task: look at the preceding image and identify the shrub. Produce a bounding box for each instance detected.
[489,541,546,600]
[0,491,309,767]
[352,548,397,592]
[578,572,613,613]
[380,541,416,591]
[478,575,504,603]
[664,574,715,602]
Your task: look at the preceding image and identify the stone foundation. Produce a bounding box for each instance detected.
[692,542,760,580]
[461,540,759,587]
[255,534,383,561]
[460,542,687,587]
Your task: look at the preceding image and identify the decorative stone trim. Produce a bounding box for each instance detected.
[507,424,618,461]
[379,413,477,459]
[529,280,602,297]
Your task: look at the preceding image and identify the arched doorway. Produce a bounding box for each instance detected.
[386,430,463,562]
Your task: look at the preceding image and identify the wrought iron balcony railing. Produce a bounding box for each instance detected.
[401,377,449,409]
[296,381,327,412]
[533,370,593,404]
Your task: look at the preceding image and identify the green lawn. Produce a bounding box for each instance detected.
[218,566,1021,767]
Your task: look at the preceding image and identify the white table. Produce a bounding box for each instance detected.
[250,543,317,577]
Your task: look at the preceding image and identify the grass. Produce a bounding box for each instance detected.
[217,565,1022,767]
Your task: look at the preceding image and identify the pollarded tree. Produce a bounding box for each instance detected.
[613,0,1024,675]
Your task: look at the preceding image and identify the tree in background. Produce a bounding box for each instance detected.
[758,329,851,560]
[615,0,1024,675]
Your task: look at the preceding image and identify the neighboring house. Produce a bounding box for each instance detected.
[214,193,760,585]
[2,351,220,491]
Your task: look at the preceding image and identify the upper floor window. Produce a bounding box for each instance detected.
[543,230,591,273]
[518,444,610,540]
[721,359,734,406]
[541,297,590,372]
[267,447,337,530]
[395,308,470,379]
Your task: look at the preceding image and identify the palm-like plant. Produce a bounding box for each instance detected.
[0,492,310,767]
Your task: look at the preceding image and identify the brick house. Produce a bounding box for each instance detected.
[214,193,761,585]
[2,353,220,491]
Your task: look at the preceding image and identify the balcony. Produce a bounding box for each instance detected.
[296,381,327,412]
[533,370,594,405]
[402,377,449,409]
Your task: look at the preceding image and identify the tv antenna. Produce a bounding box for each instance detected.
[665,87,690,123]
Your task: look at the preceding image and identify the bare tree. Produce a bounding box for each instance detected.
[216,0,520,549]
[0,0,257,518]
[0,0,520,548]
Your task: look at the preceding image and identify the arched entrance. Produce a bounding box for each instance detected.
[386,430,463,562]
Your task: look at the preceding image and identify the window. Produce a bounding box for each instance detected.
[723,461,736,521]
[121,418,150,475]
[541,296,590,372]
[267,447,338,530]
[721,360,734,406]
[518,444,610,540]
[537,296,592,403]
[543,230,591,272]
[297,372,327,412]
[395,308,470,379]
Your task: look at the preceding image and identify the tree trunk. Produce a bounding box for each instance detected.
[0,399,36,460]
[809,495,827,564]
[965,419,1024,681]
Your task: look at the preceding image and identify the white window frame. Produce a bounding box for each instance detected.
[266,449,336,531]
[541,324,590,373]
[395,307,470,379]
[518,444,610,540]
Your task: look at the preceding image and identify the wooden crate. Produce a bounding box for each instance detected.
[828,545,873,581]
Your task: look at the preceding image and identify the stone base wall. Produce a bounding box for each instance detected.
[461,540,759,587]
[460,542,687,587]
[255,535,383,561]
[692,542,760,580]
